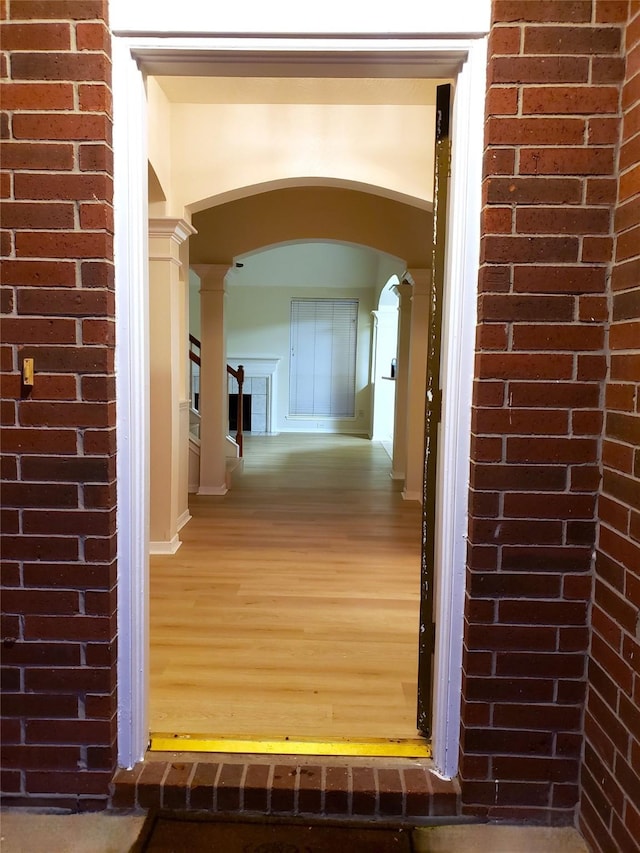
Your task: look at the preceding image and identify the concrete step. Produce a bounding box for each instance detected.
[0,812,590,853]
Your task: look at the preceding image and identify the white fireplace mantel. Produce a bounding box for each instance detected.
[227,357,280,434]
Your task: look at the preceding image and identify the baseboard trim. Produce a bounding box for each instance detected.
[177,510,192,531]
[278,427,369,436]
[402,489,422,502]
[149,535,181,555]
[197,484,228,496]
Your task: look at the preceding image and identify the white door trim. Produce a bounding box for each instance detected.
[113,36,150,769]
[113,34,486,777]
[432,39,487,779]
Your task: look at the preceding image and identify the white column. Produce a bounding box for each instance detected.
[177,239,191,530]
[192,264,230,496]
[148,217,196,553]
[391,282,412,480]
[403,268,431,502]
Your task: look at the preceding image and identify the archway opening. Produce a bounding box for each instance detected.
[150,181,432,748]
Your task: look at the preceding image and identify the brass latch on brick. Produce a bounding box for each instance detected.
[22,357,34,386]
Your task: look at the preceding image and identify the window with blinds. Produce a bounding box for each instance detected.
[289,298,358,418]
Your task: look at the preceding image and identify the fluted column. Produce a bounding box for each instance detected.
[192,264,230,496]
[148,217,196,553]
[403,268,431,502]
[391,282,412,481]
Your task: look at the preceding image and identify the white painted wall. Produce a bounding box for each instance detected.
[188,268,201,340]
[371,278,400,443]
[190,242,405,435]
[233,241,388,289]
[226,283,375,434]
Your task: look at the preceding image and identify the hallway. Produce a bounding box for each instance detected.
[149,433,423,741]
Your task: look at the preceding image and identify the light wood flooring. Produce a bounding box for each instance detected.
[150,433,423,741]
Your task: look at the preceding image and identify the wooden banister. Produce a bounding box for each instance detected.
[227,364,245,457]
[189,334,201,366]
[190,333,244,457]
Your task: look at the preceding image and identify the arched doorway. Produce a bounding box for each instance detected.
[155,182,431,748]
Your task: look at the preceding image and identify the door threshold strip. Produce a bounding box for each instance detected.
[149,733,431,758]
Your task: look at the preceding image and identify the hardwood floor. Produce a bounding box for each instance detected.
[150,433,423,741]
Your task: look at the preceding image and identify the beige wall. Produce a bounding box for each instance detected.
[190,187,432,267]
[171,101,435,214]
[148,75,438,499]
[146,76,173,213]
[147,76,440,220]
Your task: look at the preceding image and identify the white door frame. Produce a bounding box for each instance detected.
[113,35,486,779]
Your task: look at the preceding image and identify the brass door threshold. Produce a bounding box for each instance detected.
[149,733,431,758]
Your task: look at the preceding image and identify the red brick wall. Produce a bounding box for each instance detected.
[462,0,628,823]
[0,0,116,807]
[1,0,637,825]
[580,3,640,851]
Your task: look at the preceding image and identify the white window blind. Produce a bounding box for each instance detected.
[289,298,358,417]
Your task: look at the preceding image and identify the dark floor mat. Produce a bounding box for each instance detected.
[141,815,412,852]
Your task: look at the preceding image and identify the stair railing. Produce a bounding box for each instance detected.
[189,334,244,457]
[188,333,201,366]
[188,334,201,413]
[227,363,245,457]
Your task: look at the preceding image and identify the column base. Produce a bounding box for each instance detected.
[402,489,422,503]
[197,484,228,496]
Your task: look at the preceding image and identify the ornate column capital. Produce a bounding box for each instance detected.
[149,217,197,242]
[148,217,196,261]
